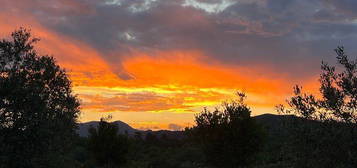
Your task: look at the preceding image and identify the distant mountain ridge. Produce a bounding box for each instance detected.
[77,120,185,139]
[77,120,138,137]
[76,113,292,137]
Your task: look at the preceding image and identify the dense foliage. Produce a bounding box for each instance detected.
[278,46,357,167]
[88,117,129,168]
[189,93,265,167]
[0,28,80,168]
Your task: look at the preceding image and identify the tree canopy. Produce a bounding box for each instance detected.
[0,28,80,168]
[278,46,357,167]
[88,116,129,168]
[189,92,265,168]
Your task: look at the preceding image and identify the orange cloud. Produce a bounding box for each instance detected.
[122,50,288,92]
[0,8,321,130]
[74,50,300,125]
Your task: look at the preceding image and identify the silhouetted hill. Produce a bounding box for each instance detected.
[77,120,185,139]
[253,113,303,140]
[254,114,298,131]
[77,120,138,137]
[77,114,296,138]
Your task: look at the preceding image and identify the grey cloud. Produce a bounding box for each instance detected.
[325,0,357,17]
[3,0,357,79]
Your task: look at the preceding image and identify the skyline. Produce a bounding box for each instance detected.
[2,0,357,130]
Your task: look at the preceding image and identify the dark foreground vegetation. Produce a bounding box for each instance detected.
[0,29,356,168]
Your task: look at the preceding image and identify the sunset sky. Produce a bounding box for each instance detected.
[2,0,357,130]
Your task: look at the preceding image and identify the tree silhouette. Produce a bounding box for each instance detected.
[189,92,265,168]
[278,46,357,167]
[88,117,129,168]
[0,28,80,168]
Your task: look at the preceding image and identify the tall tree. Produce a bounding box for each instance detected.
[88,117,129,168]
[189,92,265,168]
[278,46,357,167]
[0,28,80,168]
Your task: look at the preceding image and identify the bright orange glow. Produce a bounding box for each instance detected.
[73,51,304,127]
[0,11,321,130]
